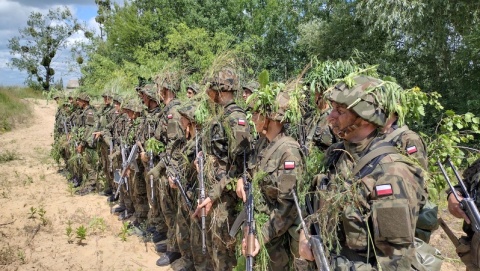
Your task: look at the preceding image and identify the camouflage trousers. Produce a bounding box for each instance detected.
[158,174,179,252]
[173,191,195,270]
[458,235,480,271]
[209,194,238,271]
[190,214,214,271]
[99,141,114,191]
[127,162,149,223]
[143,169,168,234]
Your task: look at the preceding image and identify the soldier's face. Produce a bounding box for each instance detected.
[242,89,252,101]
[187,89,195,99]
[328,102,358,140]
[103,96,112,105]
[252,112,268,135]
[206,88,219,103]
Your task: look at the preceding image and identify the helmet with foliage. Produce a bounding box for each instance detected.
[112,95,123,104]
[101,91,113,98]
[142,84,160,103]
[326,75,388,127]
[122,99,144,113]
[76,92,91,102]
[247,81,304,124]
[178,101,198,123]
[205,67,238,92]
[155,71,181,93]
[242,81,259,93]
[187,83,200,94]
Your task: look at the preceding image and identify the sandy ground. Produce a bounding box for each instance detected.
[0,99,468,271]
[0,99,169,271]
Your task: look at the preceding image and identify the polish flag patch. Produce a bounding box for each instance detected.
[284,161,295,170]
[238,119,246,126]
[406,145,418,154]
[167,114,173,119]
[375,184,393,197]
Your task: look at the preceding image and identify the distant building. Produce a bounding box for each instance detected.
[66,79,79,90]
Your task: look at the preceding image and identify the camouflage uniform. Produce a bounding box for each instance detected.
[75,94,97,190]
[449,158,480,271]
[95,95,116,192]
[252,132,304,270]
[137,87,168,234]
[122,100,149,224]
[310,76,427,270]
[303,108,337,152]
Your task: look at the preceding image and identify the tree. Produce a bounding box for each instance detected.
[8,6,82,91]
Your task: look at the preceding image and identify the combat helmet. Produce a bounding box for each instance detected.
[101,90,114,98]
[178,101,198,123]
[142,84,160,104]
[76,92,91,102]
[155,71,181,93]
[187,83,200,94]
[242,81,259,93]
[205,67,239,92]
[326,75,387,127]
[122,99,144,113]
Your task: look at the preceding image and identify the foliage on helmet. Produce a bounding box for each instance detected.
[203,51,241,92]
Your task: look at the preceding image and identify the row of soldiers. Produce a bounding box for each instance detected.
[51,63,457,271]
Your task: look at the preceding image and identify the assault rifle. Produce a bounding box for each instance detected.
[243,152,255,271]
[108,139,114,173]
[161,155,193,211]
[196,130,207,254]
[291,189,330,271]
[114,142,138,198]
[148,150,155,201]
[438,156,480,232]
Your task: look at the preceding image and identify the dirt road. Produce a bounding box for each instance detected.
[0,99,467,270]
[0,99,168,271]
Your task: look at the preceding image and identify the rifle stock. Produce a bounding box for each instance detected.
[114,143,138,198]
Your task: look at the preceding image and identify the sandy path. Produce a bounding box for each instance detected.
[0,99,169,271]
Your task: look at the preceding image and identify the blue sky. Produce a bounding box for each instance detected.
[0,0,100,87]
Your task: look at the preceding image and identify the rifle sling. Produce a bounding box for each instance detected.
[259,136,292,169]
[352,145,398,177]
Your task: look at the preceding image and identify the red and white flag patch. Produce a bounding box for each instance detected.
[375,184,393,197]
[167,114,173,119]
[284,161,295,170]
[238,119,246,126]
[406,145,418,154]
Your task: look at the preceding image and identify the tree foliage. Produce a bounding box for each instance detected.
[8,6,82,91]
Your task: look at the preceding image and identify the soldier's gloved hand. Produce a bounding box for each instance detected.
[236,177,246,202]
[299,229,315,261]
[140,151,148,163]
[448,192,471,224]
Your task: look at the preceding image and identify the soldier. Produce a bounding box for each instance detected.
[92,91,116,196]
[74,93,97,193]
[136,85,169,248]
[242,81,259,101]
[236,88,308,270]
[151,71,184,266]
[118,98,149,226]
[186,83,199,99]
[191,67,252,270]
[299,76,427,270]
[447,158,480,271]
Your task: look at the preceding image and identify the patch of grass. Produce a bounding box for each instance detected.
[76,225,87,245]
[88,216,107,236]
[28,206,37,219]
[0,150,19,163]
[0,244,17,265]
[66,220,74,244]
[119,221,130,242]
[0,87,37,133]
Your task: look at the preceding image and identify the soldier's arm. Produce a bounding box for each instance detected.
[260,145,303,244]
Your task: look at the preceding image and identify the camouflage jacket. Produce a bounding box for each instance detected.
[95,104,115,143]
[54,105,70,140]
[304,108,337,152]
[320,133,425,270]
[78,105,96,148]
[203,101,252,202]
[252,132,303,244]
[381,125,428,171]
[110,112,129,150]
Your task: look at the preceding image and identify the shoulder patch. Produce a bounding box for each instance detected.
[375,184,393,197]
[238,119,246,126]
[167,114,173,119]
[284,161,295,170]
[406,145,417,154]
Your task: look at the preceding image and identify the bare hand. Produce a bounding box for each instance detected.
[93,132,102,139]
[194,151,203,172]
[192,197,212,219]
[448,192,470,224]
[140,152,148,163]
[168,176,178,189]
[76,144,83,153]
[241,237,261,257]
[299,230,315,261]
[236,177,246,202]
